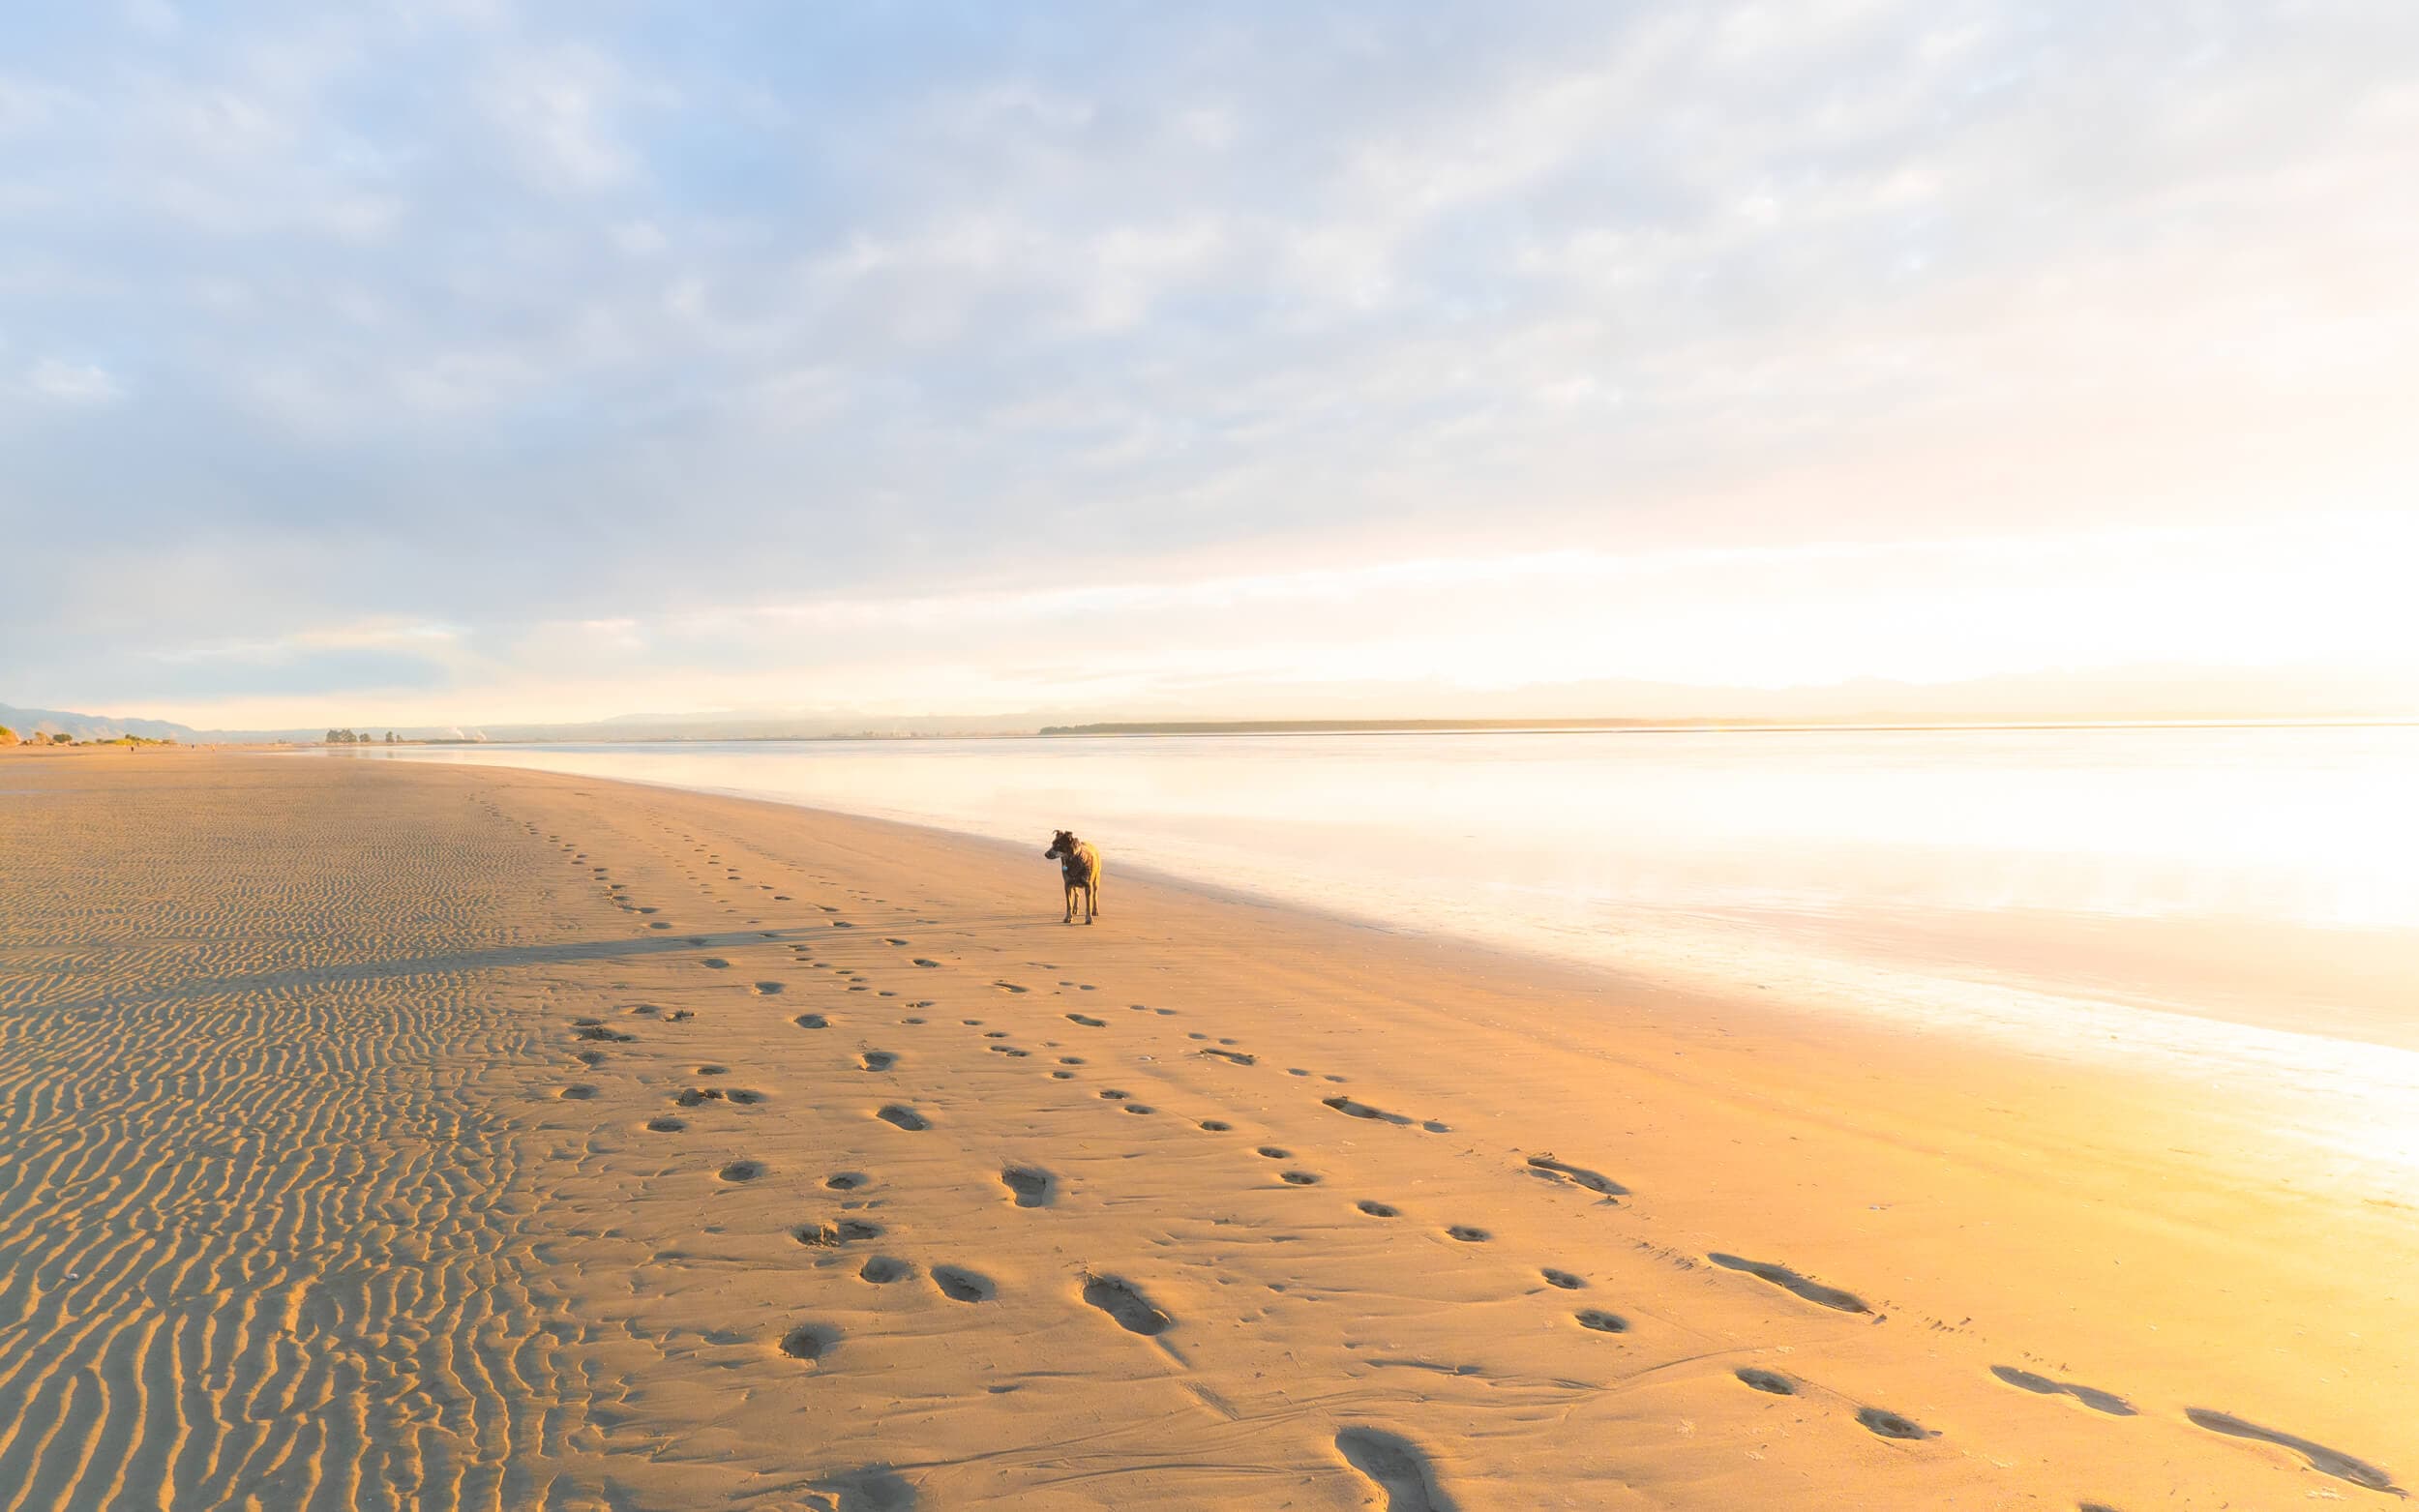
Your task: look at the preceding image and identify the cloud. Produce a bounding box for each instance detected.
[1,2,2414,721]
[479,43,647,192]
[22,358,121,402]
[129,643,455,700]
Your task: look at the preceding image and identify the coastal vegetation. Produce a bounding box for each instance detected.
[0,728,174,749]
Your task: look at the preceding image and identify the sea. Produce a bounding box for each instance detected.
[335,724,2419,1179]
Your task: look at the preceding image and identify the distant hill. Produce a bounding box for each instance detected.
[0,702,199,742]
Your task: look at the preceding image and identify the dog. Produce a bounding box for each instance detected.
[1043,830,1101,924]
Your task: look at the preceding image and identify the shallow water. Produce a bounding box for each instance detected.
[339,725,2419,1162]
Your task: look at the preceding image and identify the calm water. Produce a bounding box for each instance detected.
[342,726,2419,1159]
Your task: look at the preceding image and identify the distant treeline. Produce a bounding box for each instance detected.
[0,726,176,748]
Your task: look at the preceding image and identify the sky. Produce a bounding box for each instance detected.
[4,1,2416,729]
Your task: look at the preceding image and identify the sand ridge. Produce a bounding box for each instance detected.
[0,751,2409,1508]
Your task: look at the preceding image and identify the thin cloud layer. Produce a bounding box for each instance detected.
[4,2,2414,723]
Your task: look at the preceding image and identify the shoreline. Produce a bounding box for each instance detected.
[1,749,2408,1506]
[315,740,2419,1101]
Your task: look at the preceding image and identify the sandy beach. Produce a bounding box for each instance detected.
[0,749,2409,1510]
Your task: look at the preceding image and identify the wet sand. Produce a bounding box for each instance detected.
[0,750,2409,1508]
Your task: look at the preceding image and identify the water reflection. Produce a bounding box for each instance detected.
[352,726,2419,1066]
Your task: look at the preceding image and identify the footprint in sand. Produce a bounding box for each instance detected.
[826,1172,868,1191]
[860,1051,898,1072]
[1334,1428,1457,1512]
[1256,1145,1291,1159]
[752,981,786,994]
[1446,1226,1489,1243]
[1199,1119,1233,1133]
[1736,1368,1795,1395]
[1855,1407,1935,1441]
[932,1266,996,1303]
[1524,1151,1627,1198]
[1358,1201,1401,1218]
[807,1468,916,1512]
[876,1105,929,1131]
[557,1084,598,1100]
[1323,1095,1414,1125]
[1707,1253,1868,1314]
[1081,1274,1171,1336]
[795,1013,829,1029]
[1066,1014,1106,1027]
[1573,1309,1628,1333]
[857,1256,913,1284]
[719,1160,765,1182]
[1990,1365,2135,1415]
[646,1116,685,1133]
[1280,1171,1320,1185]
[1000,1167,1056,1207]
[795,1219,883,1247]
[779,1323,837,1364]
[1202,1048,1256,1066]
[2183,1408,2402,1494]
[1540,1268,1585,1290]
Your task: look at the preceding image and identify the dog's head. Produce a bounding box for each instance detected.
[1045,829,1078,860]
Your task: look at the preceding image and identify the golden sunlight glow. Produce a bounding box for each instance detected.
[138,511,2419,729]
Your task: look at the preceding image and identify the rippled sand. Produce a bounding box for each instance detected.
[0,750,2407,1508]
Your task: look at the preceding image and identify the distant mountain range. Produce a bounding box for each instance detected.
[8,664,2413,746]
[0,702,201,741]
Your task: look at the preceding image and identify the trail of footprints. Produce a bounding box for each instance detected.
[537,811,2404,1508]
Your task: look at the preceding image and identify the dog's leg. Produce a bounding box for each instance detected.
[1063,881,1075,924]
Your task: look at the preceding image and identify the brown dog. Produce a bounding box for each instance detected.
[1043,830,1101,924]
